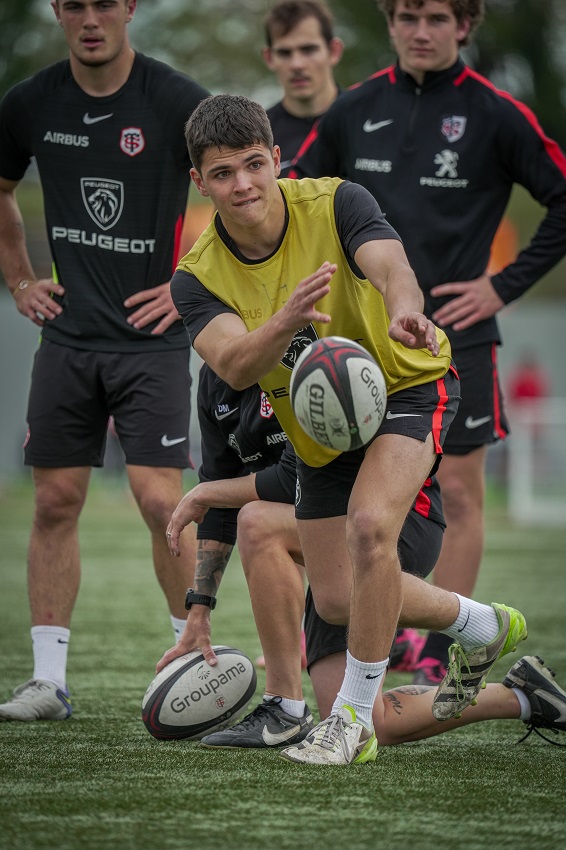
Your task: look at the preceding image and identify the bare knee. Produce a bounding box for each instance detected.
[237,502,271,555]
[33,471,87,530]
[345,506,396,571]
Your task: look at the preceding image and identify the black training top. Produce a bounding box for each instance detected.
[294,59,566,352]
[267,100,324,177]
[0,53,209,351]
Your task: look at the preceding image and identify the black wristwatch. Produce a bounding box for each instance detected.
[185,588,217,611]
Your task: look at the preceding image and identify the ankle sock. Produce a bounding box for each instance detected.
[31,626,70,690]
[331,650,388,729]
[440,595,500,651]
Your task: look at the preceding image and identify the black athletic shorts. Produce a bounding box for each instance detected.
[295,367,460,519]
[304,507,444,668]
[443,343,509,455]
[24,339,192,468]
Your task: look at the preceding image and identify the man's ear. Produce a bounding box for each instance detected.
[261,46,275,71]
[329,37,344,68]
[190,167,209,197]
[272,145,281,177]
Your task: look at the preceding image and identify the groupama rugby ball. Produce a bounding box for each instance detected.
[290,336,387,452]
[141,646,257,740]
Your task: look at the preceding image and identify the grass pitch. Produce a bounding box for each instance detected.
[0,476,565,850]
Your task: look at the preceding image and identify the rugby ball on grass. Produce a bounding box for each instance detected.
[290,336,387,452]
[142,646,257,741]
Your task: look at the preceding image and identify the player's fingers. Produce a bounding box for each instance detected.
[201,644,218,667]
[156,645,184,673]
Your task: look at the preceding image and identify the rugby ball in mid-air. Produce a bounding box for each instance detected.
[142,646,257,741]
[290,336,387,452]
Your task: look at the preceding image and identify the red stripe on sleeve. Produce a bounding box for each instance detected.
[455,67,566,176]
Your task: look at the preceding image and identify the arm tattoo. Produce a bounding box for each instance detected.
[194,540,233,596]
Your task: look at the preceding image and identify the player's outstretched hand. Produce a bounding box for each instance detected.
[13,278,65,327]
[430,273,504,331]
[389,312,440,356]
[166,486,210,557]
[280,262,335,331]
[156,608,217,673]
[125,281,180,334]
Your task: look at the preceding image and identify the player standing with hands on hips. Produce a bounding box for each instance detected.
[170,93,528,766]
[0,0,209,722]
[293,0,566,685]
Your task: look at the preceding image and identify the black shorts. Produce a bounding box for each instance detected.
[443,344,509,455]
[24,339,192,468]
[304,507,444,668]
[295,367,460,519]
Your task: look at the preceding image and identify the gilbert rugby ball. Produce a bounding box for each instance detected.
[142,646,257,740]
[290,336,387,452]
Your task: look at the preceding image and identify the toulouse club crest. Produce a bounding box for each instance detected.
[260,391,274,419]
[441,115,467,143]
[120,126,145,157]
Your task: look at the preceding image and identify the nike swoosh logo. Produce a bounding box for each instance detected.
[161,435,187,447]
[385,412,422,419]
[365,674,379,679]
[457,611,470,633]
[262,724,301,746]
[214,408,239,421]
[363,119,394,133]
[57,639,69,644]
[465,415,492,429]
[83,112,113,124]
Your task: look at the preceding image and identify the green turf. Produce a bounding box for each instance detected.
[1,477,565,850]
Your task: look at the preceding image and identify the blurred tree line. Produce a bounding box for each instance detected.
[1,0,565,146]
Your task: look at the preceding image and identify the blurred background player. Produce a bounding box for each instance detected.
[293,0,566,684]
[0,0,209,722]
[263,0,343,176]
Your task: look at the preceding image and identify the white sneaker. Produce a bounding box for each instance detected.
[0,679,72,722]
[280,705,377,765]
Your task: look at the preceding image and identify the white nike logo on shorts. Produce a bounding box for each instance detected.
[161,435,187,447]
[262,724,301,746]
[464,415,492,429]
[386,411,422,419]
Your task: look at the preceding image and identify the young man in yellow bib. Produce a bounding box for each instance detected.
[170,93,527,766]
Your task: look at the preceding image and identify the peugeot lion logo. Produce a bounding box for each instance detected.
[81,178,124,230]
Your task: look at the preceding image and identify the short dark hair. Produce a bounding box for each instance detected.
[185,95,275,173]
[264,0,335,47]
[377,0,484,46]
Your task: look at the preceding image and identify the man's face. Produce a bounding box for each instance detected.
[388,0,470,81]
[51,0,136,68]
[262,16,342,108]
[191,144,282,233]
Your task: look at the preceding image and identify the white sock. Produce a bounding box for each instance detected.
[31,626,70,690]
[265,695,305,718]
[331,650,388,729]
[440,595,500,651]
[170,615,187,643]
[511,687,532,721]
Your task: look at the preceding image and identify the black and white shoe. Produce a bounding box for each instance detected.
[503,655,566,746]
[200,697,313,748]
